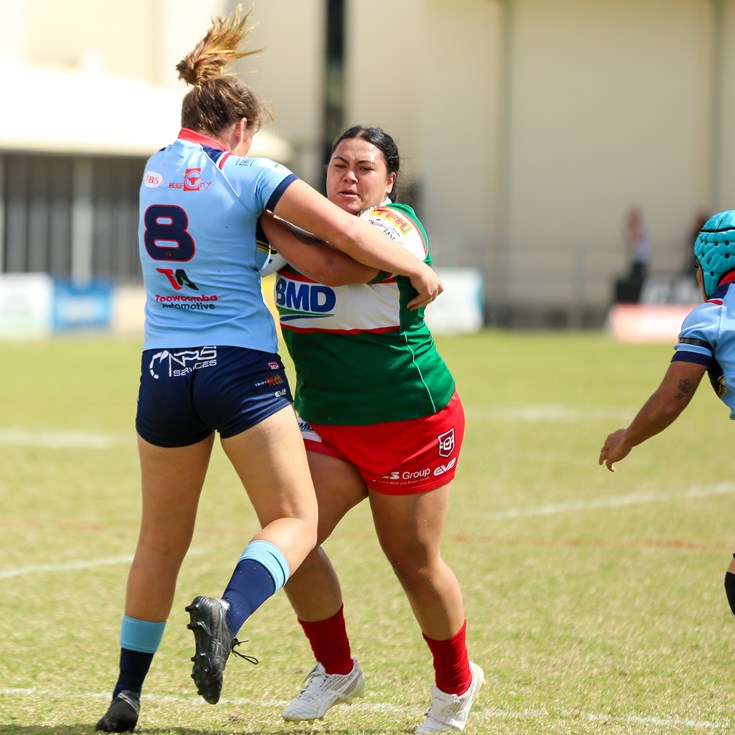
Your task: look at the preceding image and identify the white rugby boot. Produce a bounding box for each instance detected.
[415,661,485,733]
[281,659,365,721]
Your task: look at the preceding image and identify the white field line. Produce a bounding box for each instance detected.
[0,555,133,578]
[0,405,621,451]
[0,688,729,731]
[0,429,129,449]
[0,549,203,579]
[466,404,634,423]
[0,406,623,449]
[486,483,735,520]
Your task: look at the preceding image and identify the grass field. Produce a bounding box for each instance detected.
[2,330,735,735]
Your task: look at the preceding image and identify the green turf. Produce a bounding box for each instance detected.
[2,330,734,734]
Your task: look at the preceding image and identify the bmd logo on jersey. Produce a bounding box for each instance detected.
[437,428,455,458]
[275,279,336,320]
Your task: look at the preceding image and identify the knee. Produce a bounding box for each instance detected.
[136,530,191,561]
[382,545,435,588]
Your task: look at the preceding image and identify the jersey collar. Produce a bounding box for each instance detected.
[178,128,226,151]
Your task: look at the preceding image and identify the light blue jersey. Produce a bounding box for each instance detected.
[139,128,297,351]
[672,279,735,418]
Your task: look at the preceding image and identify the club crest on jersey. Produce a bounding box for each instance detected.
[437,428,455,458]
[184,168,204,191]
[167,167,213,192]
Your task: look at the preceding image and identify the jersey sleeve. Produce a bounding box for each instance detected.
[359,205,428,260]
[222,156,298,216]
[671,302,718,367]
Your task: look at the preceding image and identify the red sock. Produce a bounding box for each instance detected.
[423,620,471,695]
[298,605,353,675]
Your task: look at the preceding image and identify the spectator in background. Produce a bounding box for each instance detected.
[614,206,650,303]
[624,206,650,281]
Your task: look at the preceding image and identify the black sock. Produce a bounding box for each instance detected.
[112,648,153,698]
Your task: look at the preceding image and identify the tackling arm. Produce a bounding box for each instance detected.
[271,179,442,308]
[260,212,378,286]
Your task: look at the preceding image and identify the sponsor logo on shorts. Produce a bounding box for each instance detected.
[254,374,284,388]
[433,458,457,477]
[268,362,280,370]
[380,468,431,482]
[148,346,217,379]
[379,459,458,485]
[275,389,287,397]
[437,428,455,458]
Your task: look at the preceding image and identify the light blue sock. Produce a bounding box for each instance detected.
[114,616,166,697]
[120,615,166,653]
[223,540,291,635]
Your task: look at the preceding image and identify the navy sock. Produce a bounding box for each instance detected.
[113,648,154,697]
[223,559,276,636]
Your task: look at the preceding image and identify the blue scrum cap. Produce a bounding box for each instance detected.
[694,210,735,297]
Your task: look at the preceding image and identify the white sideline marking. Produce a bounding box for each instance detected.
[0,555,133,578]
[466,404,632,423]
[0,548,204,579]
[0,688,728,730]
[487,483,735,520]
[0,429,128,449]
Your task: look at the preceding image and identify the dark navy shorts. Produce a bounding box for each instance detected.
[136,346,294,447]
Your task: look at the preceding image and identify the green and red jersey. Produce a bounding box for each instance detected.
[275,202,455,425]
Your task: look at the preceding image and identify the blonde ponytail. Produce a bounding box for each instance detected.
[177,5,272,135]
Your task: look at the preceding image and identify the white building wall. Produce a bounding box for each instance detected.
[244,0,326,186]
[500,0,714,311]
[715,0,735,211]
[19,0,227,85]
[4,0,735,319]
[417,0,504,276]
[347,0,503,283]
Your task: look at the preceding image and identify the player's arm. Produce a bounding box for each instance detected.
[260,212,378,286]
[598,359,707,472]
[271,179,441,308]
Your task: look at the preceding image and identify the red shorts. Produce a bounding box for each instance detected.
[298,391,465,495]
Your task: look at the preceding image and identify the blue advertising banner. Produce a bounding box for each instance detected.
[52,279,114,331]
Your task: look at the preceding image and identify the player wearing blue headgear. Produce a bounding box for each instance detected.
[599,209,735,623]
[95,5,444,733]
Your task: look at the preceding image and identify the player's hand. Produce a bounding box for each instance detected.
[407,262,444,310]
[598,429,631,472]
